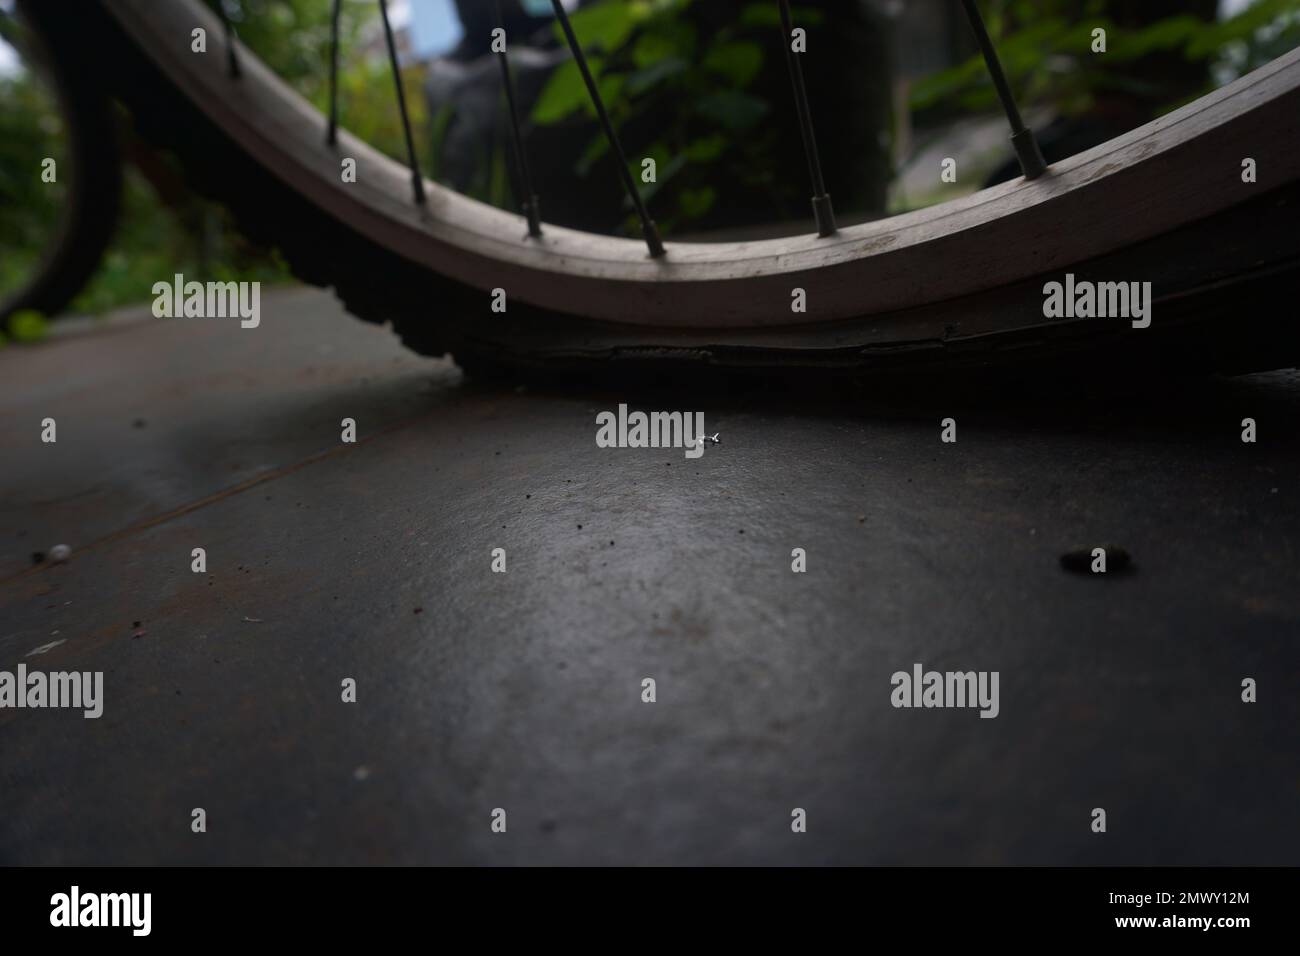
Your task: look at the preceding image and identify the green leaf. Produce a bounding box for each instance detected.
[597,73,626,114]
[555,1,639,53]
[683,134,726,163]
[677,186,716,221]
[693,90,769,131]
[633,18,697,67]
[702,40,763,88]
[532,57,601,124]
[633,30,676,68]
[625,57,688,96]
[908,20,1069,113]
[533,54,628,125]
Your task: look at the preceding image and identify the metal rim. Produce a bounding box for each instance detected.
[103,0,1300,331]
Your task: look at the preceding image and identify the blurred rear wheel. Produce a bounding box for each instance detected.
[0,0,122,326]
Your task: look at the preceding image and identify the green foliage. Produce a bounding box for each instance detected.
[222,0,344,92]
[703,41,763,87]
[226,0,428,167]
[6,309,48,342]
[0,34,67,305]
[529,0,801,231]
[911,0,1300,118]
[0,0,398,318]
[534,57,628,123]
[64,168,288,318]
[552,0,648,53]
[737,4,823,30]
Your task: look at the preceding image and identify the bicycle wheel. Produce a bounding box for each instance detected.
[0,2,122,327]
[25,0,1300,376]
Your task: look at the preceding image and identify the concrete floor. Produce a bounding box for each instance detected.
[1,286,1297,865]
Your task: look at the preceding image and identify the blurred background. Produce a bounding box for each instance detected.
[1,0,1298,340]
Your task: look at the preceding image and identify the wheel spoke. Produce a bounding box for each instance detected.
[326,0,342,146]
[495,0,542,238]
[378,0,426,205]
[958,0,1047,180]
[216,0,240,79]
[777,0,834,237]
[549,0,664,258]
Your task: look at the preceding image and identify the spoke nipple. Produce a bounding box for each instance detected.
[811,194,837,237]
[1011,128,1048,180]
[524,197,543,239]
[644,220,666,259]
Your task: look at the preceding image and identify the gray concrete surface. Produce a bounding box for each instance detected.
[1,286,1297,865]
